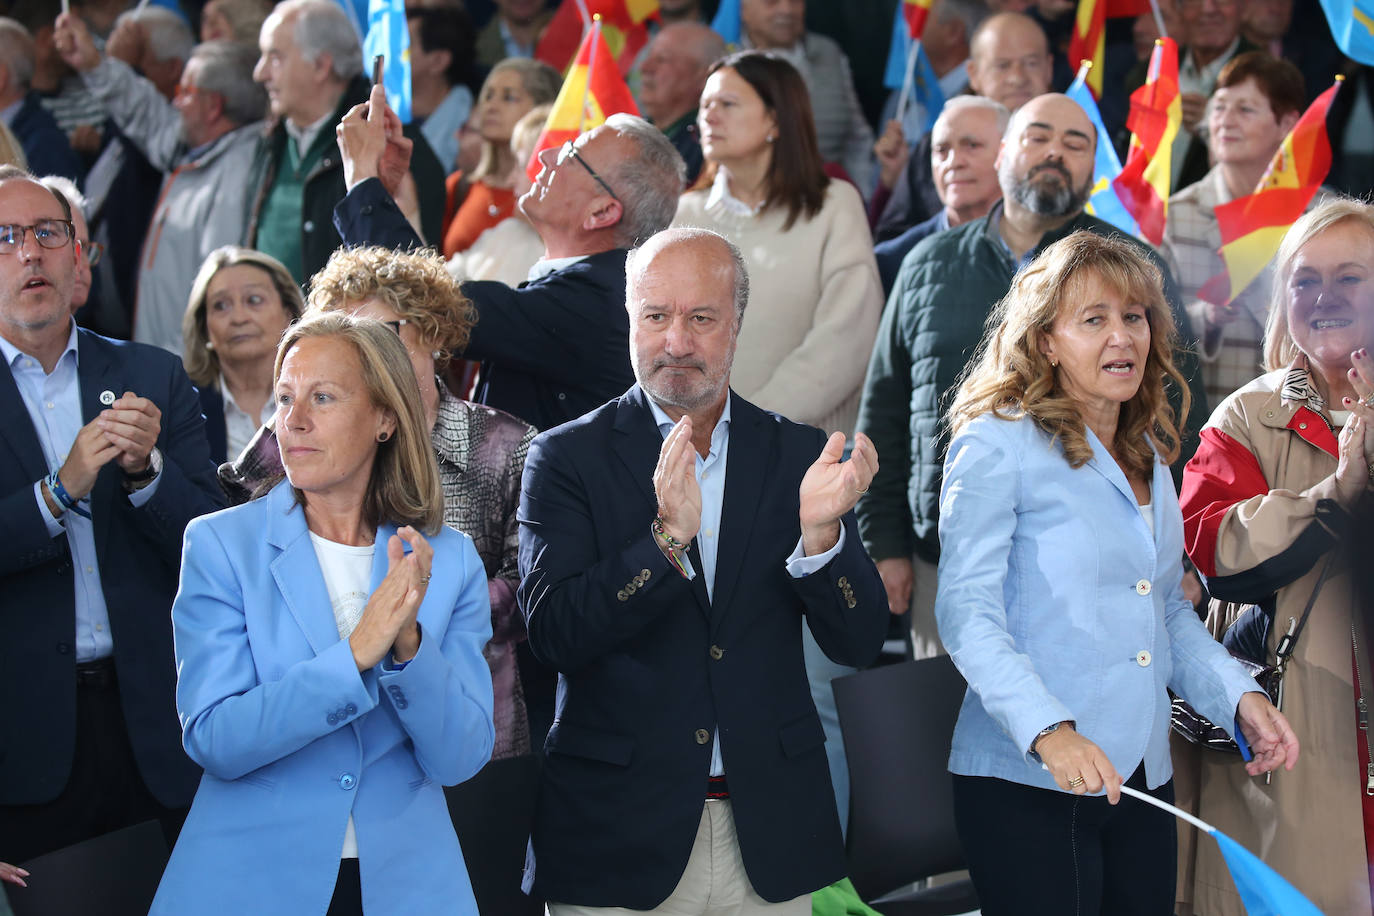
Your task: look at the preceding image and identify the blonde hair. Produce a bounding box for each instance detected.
[274,313,444,534]
[1264,196,1374,371]
[183,247,305,388]
[0,121,25,169]
[949,231,1190,477]
[305,245,475,372]
[511,102,553,162]
[471,58,561,182]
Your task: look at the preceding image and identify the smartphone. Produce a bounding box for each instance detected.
[372,54,385,86]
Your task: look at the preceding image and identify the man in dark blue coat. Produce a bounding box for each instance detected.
[0,19,84,183]
[516,228,888,912]
[0,167,223,863]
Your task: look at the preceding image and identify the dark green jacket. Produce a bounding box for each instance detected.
[855,206,1209,564]
[244,75,445,285]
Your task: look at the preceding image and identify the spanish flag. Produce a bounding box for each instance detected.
[1112,38,1180,247]
[903,0,934,39]
[1198,79,1342,306]
[527,19,641,180]
[536,0,659,75]
[1069,0,1106,100]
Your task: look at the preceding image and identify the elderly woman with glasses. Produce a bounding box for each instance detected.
[1178,197,1374,916]
[151,312,494,915]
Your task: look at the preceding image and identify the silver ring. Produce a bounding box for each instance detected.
[1361,393,1374,409]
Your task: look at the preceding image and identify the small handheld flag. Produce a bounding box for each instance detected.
[1067,59,1140,238]
[363,0,410,123]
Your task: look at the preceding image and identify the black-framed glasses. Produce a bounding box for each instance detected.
[0,220,75,254]
[383,319,409,335]
[556,140,620,201]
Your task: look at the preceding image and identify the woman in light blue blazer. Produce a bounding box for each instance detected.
[935,232,1297,916]
[151,313,495,915]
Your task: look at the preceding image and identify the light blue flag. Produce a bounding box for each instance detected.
[1066,71,1139,238]
[711,0,741,46]
[882,3,944,135]
[1318,0,1374,66]
[1120,785,1323,916]
[363,0,411,124]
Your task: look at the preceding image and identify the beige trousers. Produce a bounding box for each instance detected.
[910,552,946,660]
[546,800,810,916]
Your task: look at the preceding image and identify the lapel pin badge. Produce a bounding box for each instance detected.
[99,390,116,406]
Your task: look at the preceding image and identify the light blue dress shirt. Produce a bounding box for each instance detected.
[647,393,844,776]
[419,84,473,175]
[0,321,161,662]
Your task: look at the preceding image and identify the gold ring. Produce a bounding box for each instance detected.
[1067,776,1085,788]
[420,575,431,584]
[856,486,869,494]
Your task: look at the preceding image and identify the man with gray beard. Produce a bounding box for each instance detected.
[55,12,266,355]
[855,92,1207,660]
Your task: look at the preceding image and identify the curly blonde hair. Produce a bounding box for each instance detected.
[305,246,477,371]
[949,231,1190,478]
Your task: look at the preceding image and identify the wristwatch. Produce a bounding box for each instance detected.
[1028,720,1074,763]
[121,447,162,490]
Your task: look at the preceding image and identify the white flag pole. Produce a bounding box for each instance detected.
[1119,784,1217,835]
[894,37,920,139]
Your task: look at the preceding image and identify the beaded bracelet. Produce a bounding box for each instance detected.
[651,517,692,579]
[46,470,91,519]
[652,516,689,551]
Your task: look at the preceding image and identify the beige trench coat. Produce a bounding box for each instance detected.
[1176,365,1371,915]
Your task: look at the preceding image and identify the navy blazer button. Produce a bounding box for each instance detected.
[56,642,71,655]
[617,590,628,601]
[339,773,356,790]
[709,645,724,660]
[837,576,849,588]
[327,714,338,725]
[557,392,566,400]
[641,568,651,579]
[694,729,710,745]
[345,703,357,715]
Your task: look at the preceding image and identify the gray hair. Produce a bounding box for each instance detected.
[39,174,87,218]
[602,113,687,249]
[116,6,195,63]
[626,227,750,323]
[190,41,267,125]
[937,94,1010,137]
[272,0,362,81]
[0,19,35,89]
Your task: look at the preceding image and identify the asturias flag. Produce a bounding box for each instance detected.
[536,0,659,76]
[883,1,945,135]
[1113,37,1180,246]
[1318,0,1374,66]
[711,0,741,45]
[1067,61,1139,237]
[1198,78,1341,306]
[902,0,935,40]
[363,0,410,123]
[527,20,640,180]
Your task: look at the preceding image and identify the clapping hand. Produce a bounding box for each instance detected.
[798,431,878,556]
[348,526,432,670]
[1336,348,1374,505]
[653,416,701,546]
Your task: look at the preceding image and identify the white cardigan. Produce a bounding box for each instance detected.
[673,179,883,435]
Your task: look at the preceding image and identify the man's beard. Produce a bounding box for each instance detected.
[1006,161,1092,218]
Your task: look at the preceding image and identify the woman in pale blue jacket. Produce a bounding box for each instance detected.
[151,313,495,915]
[935,232,1297,916]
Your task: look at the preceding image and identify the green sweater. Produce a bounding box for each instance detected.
[855,206,1209,564]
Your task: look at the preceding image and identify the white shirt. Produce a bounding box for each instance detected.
[309,532,374,858]
[219,375,277,460]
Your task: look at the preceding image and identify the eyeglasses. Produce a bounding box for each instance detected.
[383,319,409,335]
[0,220,75,254]
[556,140,620,202]
[79,239,104,267]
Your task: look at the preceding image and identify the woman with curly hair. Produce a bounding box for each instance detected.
[934,231,1298,915]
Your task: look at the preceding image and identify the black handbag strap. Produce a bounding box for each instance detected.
[1275,552,1334,665]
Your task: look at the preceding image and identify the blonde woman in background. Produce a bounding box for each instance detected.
[446,103,549,287]
[0,122,25,169]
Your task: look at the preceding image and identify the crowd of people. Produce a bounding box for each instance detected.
[1,0,1372,914]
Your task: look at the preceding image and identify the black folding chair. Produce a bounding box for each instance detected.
[8,820,169,916]
[833,655,980,916]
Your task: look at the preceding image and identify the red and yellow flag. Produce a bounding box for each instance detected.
[536,0,659,76]
[1069,0,1106,99]
[527,20,641,180]
[1112,38,1181,247]
[902,0,934,39]
[1198,78,1342,306]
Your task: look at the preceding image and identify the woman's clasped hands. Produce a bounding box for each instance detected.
[348,526,433,671]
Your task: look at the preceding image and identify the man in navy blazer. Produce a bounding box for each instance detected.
[0,167,224,863]
[333,91,687,436]
[517,228,888,912]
